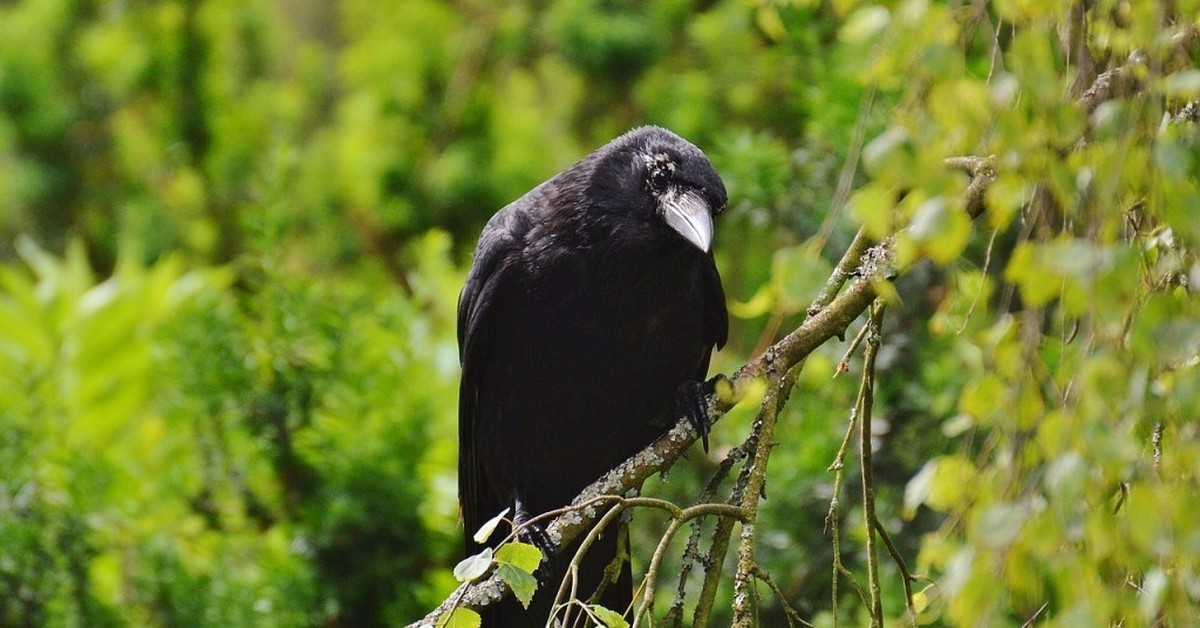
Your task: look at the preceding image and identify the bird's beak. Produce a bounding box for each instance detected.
[661,189,714,253]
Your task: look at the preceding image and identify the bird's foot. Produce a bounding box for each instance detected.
[513,501,557,584]
[677,374,729,452]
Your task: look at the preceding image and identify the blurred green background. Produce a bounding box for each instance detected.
[2,0,1198,625]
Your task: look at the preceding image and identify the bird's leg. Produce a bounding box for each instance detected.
[513,497,558,583]
[676,374,728,452]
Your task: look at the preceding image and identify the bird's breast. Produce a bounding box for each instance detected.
[511,243,706,360]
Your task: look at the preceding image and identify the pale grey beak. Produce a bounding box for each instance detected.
[661,189,714,253]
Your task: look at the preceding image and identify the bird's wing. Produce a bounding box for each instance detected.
[689,254,729,385]
[703,254,729,351]
[457,207,526,553]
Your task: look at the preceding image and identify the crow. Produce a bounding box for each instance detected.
[458,126,728,626]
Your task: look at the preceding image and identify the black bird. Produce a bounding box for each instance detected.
[458,126,728,626]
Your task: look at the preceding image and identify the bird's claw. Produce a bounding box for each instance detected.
[514,504,558,584]
[677,374,727,452]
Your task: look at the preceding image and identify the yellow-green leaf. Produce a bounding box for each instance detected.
[907,455,978,515]
[496,562,538,608]
[755,5,787,42]
[849,183,896,240]
[728,284,773,319]
[771,242,834,314]
[839,6,889,44]
[1165,70,1200,99]
[908,197,972,264]
[436,607,482,628]
[453,548,493,582]
[591,604,630,628]
[495,541,542,574]
[473,507,510,544]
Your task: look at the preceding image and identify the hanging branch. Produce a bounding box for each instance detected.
[692,431,757,627]
[752,565,813,628]
[826,364,869,628]
[731,357,798,627]
[665,441,749,627]
[858,302,885,627]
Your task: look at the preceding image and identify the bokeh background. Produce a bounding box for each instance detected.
[2,0,1198,626]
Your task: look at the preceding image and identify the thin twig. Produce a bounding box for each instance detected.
[751,565,814,628]
[954,226,998,335]
[553,501,627,625]
[1151,421,1164,475]
[827,399,869,628]
[836,319,873,375]
[809,229,873,319]
[694,433,758,627]
[637,518,684,627]
[872,517,918,624]
[634,501,749,627]
[859,303,885,627]
[1077,24,1198,113]
[667,444,749,626]
[732,355,798,627]
[815,85,877,249]
[943,155,996,219]
[404,20,1200,625]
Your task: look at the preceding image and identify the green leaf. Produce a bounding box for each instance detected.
[1154,137,1192,180]
[1139,569,1168,621]
[849,183,896,241]
[591,604,631,628]
[495,541,542,574]
[1045,451,1085,503]
[453,548,493,582]
[435,607,482,628]
[958,375,1003,424]
[862,127,910,177]
[912,584,934,614]
[755,4,787,42]
[1165,70,1200,99]
[771,243,834,314]
[907,455,978,514]
[473,507,511,544]
[871,278,902,307]
[983,173,1028,231]
[1004,243,1059,307]
[728,284,773,319]
[839,6,889,44]
[496,563,538,609]
[974,501,1030,548]
[907,197,971,264]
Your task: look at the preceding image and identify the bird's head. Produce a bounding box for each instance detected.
[589,126,727,254]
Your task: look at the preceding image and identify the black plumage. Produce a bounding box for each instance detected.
[457,126,728,626]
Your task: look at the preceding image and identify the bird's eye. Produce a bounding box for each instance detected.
[649,167,671,190]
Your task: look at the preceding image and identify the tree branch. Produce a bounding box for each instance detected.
[1076,24,1198,114]
[671,442,749,627]
[692,435,756,627]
